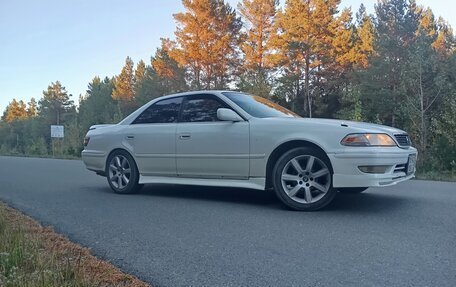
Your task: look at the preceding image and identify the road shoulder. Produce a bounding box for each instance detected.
[0,201,150,287]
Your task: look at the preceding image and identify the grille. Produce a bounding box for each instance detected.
[394,134,411,147]
[394,163,407,174]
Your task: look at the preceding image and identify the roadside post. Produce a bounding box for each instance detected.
[50,125,64,157]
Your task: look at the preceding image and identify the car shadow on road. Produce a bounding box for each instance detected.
[98,184,408,213]
[326,192,408,213]
[138,184,280,209]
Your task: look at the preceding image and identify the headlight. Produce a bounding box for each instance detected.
[341,133,396,147]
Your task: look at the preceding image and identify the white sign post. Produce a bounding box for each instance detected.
[51,125,64,157]
[51,125,64,138]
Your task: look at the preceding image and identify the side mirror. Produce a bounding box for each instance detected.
[217,108,243,122]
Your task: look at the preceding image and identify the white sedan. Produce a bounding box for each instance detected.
[82,91,417,211]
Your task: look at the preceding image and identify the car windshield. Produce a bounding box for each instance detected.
[223,92,300,118]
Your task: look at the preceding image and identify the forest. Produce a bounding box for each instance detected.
[1,0,455,177]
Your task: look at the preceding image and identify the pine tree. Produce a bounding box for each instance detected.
[269,0,341,116]
[2,99,29,123]
[135,60,146,87]
[367,0,420,126]
[417,6,436,37]
[400,10,453,159]
[39,81,74,125]
[134,65,161,106]
[269,0,310,113]
[313,7,355,117]
[433,53,456,169]
[331,8,355,70]
[237,0,278,97]
[79,77,117,131]
[353,5,375,69]
[171,0,242,89]
[152,39,187,93]
[239,0,278,72]
[432,17,455,58]
[334,5,375,120]
[113,57,135,102]
[135,41,188,106]
[112,57,136,116]
[134,59,147,99]
[27,98,38,117]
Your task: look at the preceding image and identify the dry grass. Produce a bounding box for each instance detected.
[0,202,150,287]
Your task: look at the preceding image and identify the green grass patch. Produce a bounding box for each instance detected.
[415,170,456,182]
[0,152,80,160]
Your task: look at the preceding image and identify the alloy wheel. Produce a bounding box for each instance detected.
[280,155,331,204]
[108,155,131,190]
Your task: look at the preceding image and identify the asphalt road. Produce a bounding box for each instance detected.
[0,156,455,287]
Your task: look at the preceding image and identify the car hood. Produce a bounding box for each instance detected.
[306,118,405,134]
[268,117,406,135]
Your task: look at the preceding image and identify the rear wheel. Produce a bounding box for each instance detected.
[338,187,368,194]
[106,150,140,194]
[272,147,336,211]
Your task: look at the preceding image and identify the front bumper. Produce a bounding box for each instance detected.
[329,147,417,188]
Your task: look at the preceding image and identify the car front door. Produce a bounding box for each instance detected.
[176,94,250,179]
[129,96,183,176]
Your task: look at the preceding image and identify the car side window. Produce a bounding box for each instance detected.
[180,95,228,122]
[133,97,183,124]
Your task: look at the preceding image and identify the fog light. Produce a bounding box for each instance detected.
[358,165,389,174]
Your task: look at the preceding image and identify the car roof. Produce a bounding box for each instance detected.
[153,90,245,101]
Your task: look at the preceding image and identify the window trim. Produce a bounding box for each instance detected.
[131,96,184,125]
[178,94,246,123]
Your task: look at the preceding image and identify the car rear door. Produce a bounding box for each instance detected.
[129,97,182,176]
[176,94,250,179]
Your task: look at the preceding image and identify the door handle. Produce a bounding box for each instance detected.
[126,135,135,140]
[179,133,191,140]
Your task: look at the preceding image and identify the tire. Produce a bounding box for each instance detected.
[272,147,337,211]
[338,187,368,194]
[106,150,141,194]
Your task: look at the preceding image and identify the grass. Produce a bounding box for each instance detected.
[415,170,456,182]
[0,202,149,287]
[0,152,80,160]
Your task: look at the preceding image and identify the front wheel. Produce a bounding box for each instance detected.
[272,147,337,211]
[106,150,141,194]
[338,187,368,194]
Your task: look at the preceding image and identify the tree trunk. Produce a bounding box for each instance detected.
[305,55,312,118]
[392,84,396,126]
[293,76,298,113]
[195,66,201,89]
[419,61,426,152]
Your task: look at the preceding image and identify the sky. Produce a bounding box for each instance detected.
[0,0,454,113]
